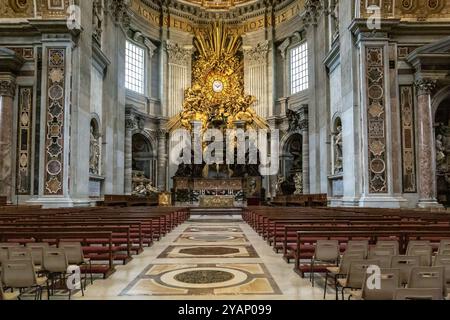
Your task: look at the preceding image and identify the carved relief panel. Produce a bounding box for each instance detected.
[16,87,33,195]
[400,85,417,193]
[44,48,66,196]
[366,47,388,193]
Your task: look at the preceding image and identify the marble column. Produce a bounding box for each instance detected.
[0,75,16,202]
[124,117,135,195]
[299,105,310,194]
[157,129,168,191]
[302,128,310,194]
[415,79,440,208]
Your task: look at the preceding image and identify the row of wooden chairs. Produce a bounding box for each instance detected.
[0,207,190,279]
[1,242,91,300]
[242,207,450,300]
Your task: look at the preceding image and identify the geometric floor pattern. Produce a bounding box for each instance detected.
[120,262,281,296]
[77,214,331,300]
[121,217,280,296]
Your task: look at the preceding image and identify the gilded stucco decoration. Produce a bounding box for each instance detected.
[360,0,450,20]
[167,22,268,132]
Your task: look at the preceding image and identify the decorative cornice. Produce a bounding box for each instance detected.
[0,48,26,73]
[278,38,290,60]
[144,38,158,58]
[131,30,158,57]
[135,0,300,28]
[414,78,437,96]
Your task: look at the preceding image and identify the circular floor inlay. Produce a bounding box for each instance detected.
[160,267,248,289]
[187,235,236,242]
[174,270,234,284]
[179,247,240,256]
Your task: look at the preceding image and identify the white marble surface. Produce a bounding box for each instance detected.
[76,215,333,300]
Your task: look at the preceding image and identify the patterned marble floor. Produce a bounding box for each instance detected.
[76,214,331,300]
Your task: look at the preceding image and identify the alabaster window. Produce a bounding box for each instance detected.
[125,41,145,95]
[290,42,308,94]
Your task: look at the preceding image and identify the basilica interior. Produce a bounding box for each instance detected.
[1,0,450,302]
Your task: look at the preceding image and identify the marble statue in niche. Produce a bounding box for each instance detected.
[293,172,303,195]
[132,171,159,197]
[275,175,285,195]
[133,182,148,196]
[435,123,450,204]
[331,0,340,36]
[334,125,343,174]
[92,0,104,43]
[436,124,450,174]
[280,132,303,195]
[287,109,301,132]
[89,123,100,175]
[436,134,447,172]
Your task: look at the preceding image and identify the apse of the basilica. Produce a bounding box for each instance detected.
[1,0,450,209]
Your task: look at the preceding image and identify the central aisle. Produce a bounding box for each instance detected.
[78,214,328,300]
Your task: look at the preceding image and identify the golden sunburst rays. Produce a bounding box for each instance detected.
[166,21,268,133]
[194,21,241,60]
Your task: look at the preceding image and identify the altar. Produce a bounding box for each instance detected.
[199,195,235,208]
[172,176,261,207]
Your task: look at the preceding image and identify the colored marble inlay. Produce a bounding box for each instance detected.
[16,87,33,195]
[120,263,281,296]
[400,85,417,193]
[366,47,388,193]
[44,48,65,195]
